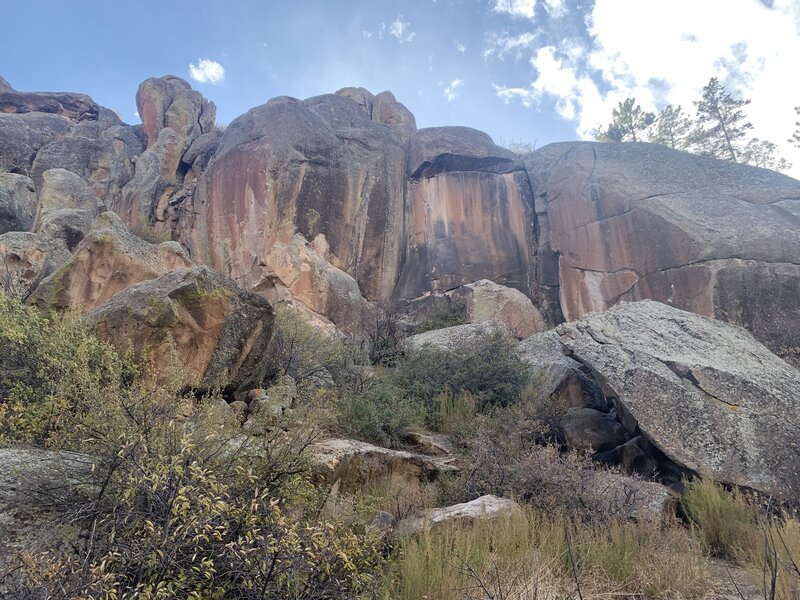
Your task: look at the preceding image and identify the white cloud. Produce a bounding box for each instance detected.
[456,40,467,53]
[484,31,538,59]
[389,16,416,42]
[542,0,566,17]
[444,78,464,102]
[492,0,536,19]
[492,0,800,176]
[188,58,225,85]
[362,30,373,38]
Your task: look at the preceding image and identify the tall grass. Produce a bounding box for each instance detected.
[390,506,712,600]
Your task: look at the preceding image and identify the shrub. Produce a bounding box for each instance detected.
[337,373,424,447]
[391,506,712,600]
[394,330,531,422]
[414,298,468,333]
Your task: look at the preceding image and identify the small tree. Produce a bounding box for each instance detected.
[741,138,792,172]
[650,105,696,151]
[790,105,800,149]
[694,77,753,162]
[594,98,655,142]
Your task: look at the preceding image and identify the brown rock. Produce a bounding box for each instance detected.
[83,266,274,391]
[0,86,99,122]
[31,211,191,313]
[529,141,800,364]
[453,279,545,338]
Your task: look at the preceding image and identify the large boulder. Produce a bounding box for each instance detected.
[312,438,457,495]
[560,407,628,452]
[83,266,274,390]
[187,91,409,323]
[405,319,509,352]
[398,495,521,535]
[0,173,35,233]
[516,329,606,410]
[32,211,191,313]
[0,85,99,121]
[0,112,71,174]
[583,471,677,522]
[396,127,536,303]
[556,300,800,497]
[529,142,800,365]
[0,231,70,293]
[452,279,545,338]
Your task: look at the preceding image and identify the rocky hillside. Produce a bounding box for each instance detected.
[2,74,798,366]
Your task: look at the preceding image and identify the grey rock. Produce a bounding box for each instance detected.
[408,126,518,179]
[0,112,71,174]
[0,231,70,293]
[583,470,677,522]
[561,407,627,452]
[516,329,606,410]
[398,495,521,535]
[557,300,800,496]
[0,173,35,233]
[405,320,510,352]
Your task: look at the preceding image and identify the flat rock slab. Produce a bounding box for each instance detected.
[557,300,800,497]
[398,494,521,534]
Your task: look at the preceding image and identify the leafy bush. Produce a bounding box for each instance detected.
[337,374,424,447]
[414,298,468,334]
[394,330,531,421]
[0,292,128,445]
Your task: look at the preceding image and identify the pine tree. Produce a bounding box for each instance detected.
[649,105,696,151]
[594,98,655,142]
[741,138,792,172]
[694,77,753,162]
[790,106,800,148]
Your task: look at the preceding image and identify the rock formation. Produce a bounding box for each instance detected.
[556,300,800,497]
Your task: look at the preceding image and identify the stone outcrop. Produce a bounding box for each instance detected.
[397,127,536,303]
[453,279,545,338]
[584,471,677,521]
[398,495,521,535]
[32,211,191,313]
[0,81,100,122]
[405,319,510,352]
[312,438,456,494]
[0,231,70,292]
[528,142,800,364]
[186,91,409,329]
[84,266,274,390]
[0,173,35,234]
[136,76,216,148]
[516,329,606,410]
[557,300,800,497]
[561,407,627,452]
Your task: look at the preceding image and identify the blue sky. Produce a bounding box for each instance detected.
[3,0,799,172]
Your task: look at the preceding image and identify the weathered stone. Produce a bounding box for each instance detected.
[0,173,35,233]
[557,300,800,496]
[584,470,677,522]
[181,131,219,167]
[529,142,800,364]
[0,231,70,292]
[405,320,510,352]
[398,495,521,535]
[84,266,274,391]
[0,112,71,174]
[312,438,457,495]
[561,407,628,452]
[400,430,453,457]
[397,128,534,301]
[0,87,99,121]
[373,91,416,138]
[516,329,607,410]
[33,168,103,235]
[136,75,216,147]
[31,211,191,313]
[453,279,545,338]
[187,91,408,314]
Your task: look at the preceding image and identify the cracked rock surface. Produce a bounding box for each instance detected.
[556,300,800,497]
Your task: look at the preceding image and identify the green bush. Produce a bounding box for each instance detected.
[395,330,531,422]
[414,298,468,333]
[337,374,424,447]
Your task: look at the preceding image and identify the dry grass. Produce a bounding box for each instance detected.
[389,505,712,600]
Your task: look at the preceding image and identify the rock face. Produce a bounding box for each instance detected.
[529,142,800,364]
[557,300,800,496]
[405,320,509,352]
[32,211,191,313]
[84,266,274,390]
[561,407,627,452]
[0,173,35,233]
[397,127,535,303]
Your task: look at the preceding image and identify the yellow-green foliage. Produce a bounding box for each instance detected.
[682,477,800,598]
[0,292,127,445]
[391,507,711,600]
